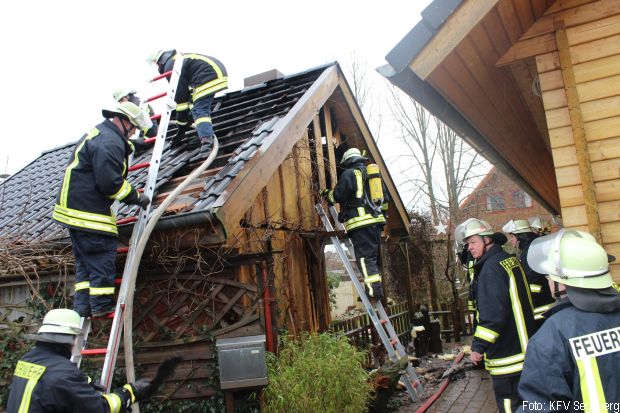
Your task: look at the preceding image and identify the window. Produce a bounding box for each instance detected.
[486,193,505,211]
[512,190,532,209]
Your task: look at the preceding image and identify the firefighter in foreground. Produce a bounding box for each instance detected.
[7,309,156,412]
[503,219,555,330]
[321,148,388,301]
[517,230,620,412]
[147,49,228,157]
[460,218,536,413]
[51,102,152,318]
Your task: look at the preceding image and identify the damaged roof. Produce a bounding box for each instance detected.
[0,64,331,242]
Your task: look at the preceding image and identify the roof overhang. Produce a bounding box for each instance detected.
[380,0,560,214]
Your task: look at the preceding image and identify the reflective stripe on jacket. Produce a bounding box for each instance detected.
[472,245,536,377]
[7,343,129,413]
[329,165,386,232]
[517,300,620,412]
[52,120,139,236]
[161,53,228,109]
[520,243,555,322]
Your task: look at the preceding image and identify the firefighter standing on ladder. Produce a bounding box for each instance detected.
[51,102,152,318]
[147,49,227,158]
[7,309,156,412]
[321,147,389,302]
[459,218,536,413]
[517,230,620,412]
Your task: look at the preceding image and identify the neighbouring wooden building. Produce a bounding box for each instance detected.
[0,63,418,400]
[380,0,620,283]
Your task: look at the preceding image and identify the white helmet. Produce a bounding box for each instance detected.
[26,309,82,344]
[146,50,166,65]
[102,102,152,131]
[528,216,551,233]
[528,229,613,289]
[112,88,137,102]
[502,219,533,234]
[340,148,368,166]
[457,218,493,243]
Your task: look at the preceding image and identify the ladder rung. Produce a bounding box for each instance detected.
[412,380,420,389]
[151,70,173,82]
[128,162,150,172]
[380,319,388,325]
[82,348,107,356]
[116,247,129,254]
[144,137,156,144]
[150,114,161,122]
[114,278,122,285]
[116,216,137,225]
[146,91,167,102]
[390,339,397,346]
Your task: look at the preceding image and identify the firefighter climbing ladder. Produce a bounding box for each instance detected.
[71,56,186,391]
[315,203,423,402]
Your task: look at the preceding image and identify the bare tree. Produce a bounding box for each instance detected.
[345,51,382,142]
[387,88,440,223]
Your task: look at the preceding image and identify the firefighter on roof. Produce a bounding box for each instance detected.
[459,218,536,413]
[517,230,620,412]
[321,148,389,301]
[51,102,151,318]
[503,219,555,331]
[7,309,155,412]
[147,49,228,158]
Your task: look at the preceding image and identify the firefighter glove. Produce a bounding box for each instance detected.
[132,378,155,402]
[137,194,151,210]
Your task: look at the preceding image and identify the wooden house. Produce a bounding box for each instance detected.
[380,0,620,283]
[0,62,416,400]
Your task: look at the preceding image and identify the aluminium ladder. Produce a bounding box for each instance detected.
[71,56,186,392]
[315,203,423,402]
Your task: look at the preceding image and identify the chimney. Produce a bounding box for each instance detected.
[244,69,284,88]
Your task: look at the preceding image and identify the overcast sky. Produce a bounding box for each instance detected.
[1,0,433,177]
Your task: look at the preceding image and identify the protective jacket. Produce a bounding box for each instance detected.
[7,342,133,413]
[520,241,555,324]
[517,294,620,412]
[327,162,388,232]
[472,244,536,377]
[160,52,228,123]
[52,120,140,236]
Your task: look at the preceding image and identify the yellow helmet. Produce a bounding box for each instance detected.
[528,230,613,289]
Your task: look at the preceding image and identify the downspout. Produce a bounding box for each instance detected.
[261,260,275,352]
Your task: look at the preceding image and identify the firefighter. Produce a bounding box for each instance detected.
[527,216,551,236]
[112,88,158,153]
[51,102,151,318]
[321,148,388,301]
[147,50,228,157]
[7,309,155,412]
[517,230,620,412]
[503,219,555,330]
[459,218,536,413]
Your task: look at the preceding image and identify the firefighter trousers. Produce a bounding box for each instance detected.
[69,229,117,317]
[492,374,521,413]
[349,225,383,299]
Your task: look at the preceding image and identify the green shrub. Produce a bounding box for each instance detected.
[264,332,371,413]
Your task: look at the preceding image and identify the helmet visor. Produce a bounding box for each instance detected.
[527,229,565,275]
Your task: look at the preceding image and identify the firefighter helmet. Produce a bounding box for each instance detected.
[528,229,613,289]
[102,102,152,131]
[112,88,137,102]
[457,218,493,243]
[528,216,551,234]
[340,148,368,166]
[502,219,533,234]
[146,50,166,65]
[25,309,82,345]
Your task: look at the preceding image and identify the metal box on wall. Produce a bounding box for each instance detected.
[216,335,268,390]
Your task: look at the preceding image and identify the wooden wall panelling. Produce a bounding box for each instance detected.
[323,106,338,189]
[530,0,548,20]
[572,54,620,84]
[561,180,620,207]
[280,151,300,226]
[570,34,620,65]
[602,221,620,243]
[312,116,326,190]
[581,95,620,123]
[497,0,524,43]
[514,0,535,32]
[549,125,574,148]
[293,131,315,230]
[576,74,620,103]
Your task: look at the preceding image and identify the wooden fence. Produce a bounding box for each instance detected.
[330,302,411,367]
